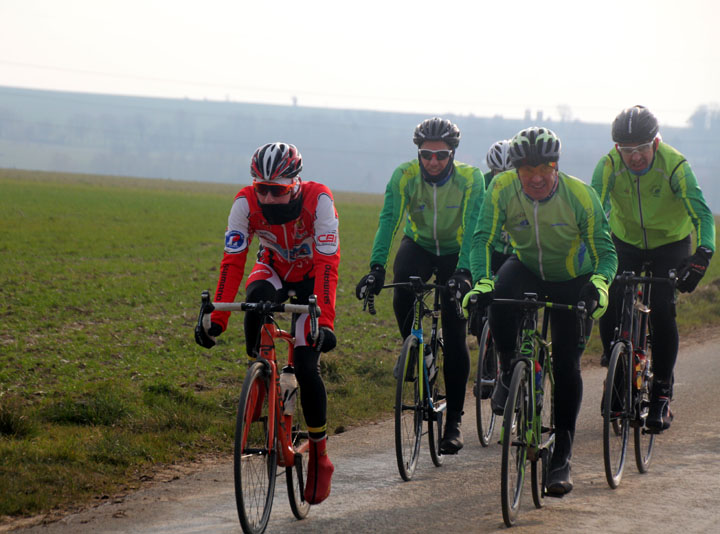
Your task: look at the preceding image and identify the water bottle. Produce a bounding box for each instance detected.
[279,365,298,415]
[424,344,437,382]
[535,361,544,412]
[634,351,646,390]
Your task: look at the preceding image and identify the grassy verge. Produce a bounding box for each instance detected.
[0,169,718,518]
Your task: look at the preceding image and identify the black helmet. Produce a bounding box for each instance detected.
[611,106,659,144]
[412,117,461,149]
[509,127,561,168]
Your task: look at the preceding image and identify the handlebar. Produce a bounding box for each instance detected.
[613,269,678,286]
[362,276,443,316]
[198,290,321,342]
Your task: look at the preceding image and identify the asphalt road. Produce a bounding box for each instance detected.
[9,329,720,534]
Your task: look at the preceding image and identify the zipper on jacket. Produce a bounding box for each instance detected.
[635,177,649,248]
[533,200,545,280]
[433,185,440,255]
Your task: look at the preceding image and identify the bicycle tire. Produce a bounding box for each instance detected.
[285,408,310,519]
[603,342,631,489]
[395,335,422,481]
[428,338,446,467]
[234,361,277,534]
[501,359,530,527]
[634,354,655,473]
[475,320,498,447]
[531,353,554,509]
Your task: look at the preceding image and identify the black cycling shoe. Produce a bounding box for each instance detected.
[646,396,673,432]
[546,459,573,496]
[491,372,511,416]
[600,352,609,367]
[440,416,464,454]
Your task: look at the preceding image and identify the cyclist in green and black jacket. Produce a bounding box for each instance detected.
[463,127,617,496]
[484,139,515,274]
[356,117,485,455]
[592,105,716,432]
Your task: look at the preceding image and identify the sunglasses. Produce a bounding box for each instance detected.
[418,149,453,161]
[616,140,654,155]
[253,181,294,197]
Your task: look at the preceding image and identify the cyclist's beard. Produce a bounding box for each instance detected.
[260,193,303,225]
[420,157,455,185]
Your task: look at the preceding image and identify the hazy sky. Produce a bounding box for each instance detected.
[1,0,718,127]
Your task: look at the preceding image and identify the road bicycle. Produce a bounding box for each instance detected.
[364,273,447,481]
[602,267,677,489]
[482,294,586,527]
[196,290,320,534]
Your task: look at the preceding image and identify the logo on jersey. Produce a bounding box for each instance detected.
[317,233,337,244]
[225,230,245,251]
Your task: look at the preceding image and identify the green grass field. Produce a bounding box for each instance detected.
[1,168,719,518]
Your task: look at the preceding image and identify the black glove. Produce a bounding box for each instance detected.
[578,274,609,320]
[447,269,472,318]
[307,326,337,353]
[355,264,386,300]
[194,321,222,349]
[677,246,713,293]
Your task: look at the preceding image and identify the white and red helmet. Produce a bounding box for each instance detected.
[250,142,303,182]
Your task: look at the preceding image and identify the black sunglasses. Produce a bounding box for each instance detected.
[418,149,453,161]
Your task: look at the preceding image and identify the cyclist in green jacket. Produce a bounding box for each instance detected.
[592,105,716,432]
[463,127,617,495]
[484,139,515,274]
[356,117,485,455]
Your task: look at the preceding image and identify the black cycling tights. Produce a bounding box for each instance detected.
[598,235,690,386]
[245,279,327,435]
[490,257,589,440]
[392,237,470,418]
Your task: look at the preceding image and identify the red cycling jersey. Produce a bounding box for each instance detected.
[211,180,340,331]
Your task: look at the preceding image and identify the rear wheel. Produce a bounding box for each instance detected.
[634,354,655,473]
[285,408,310,519]
[501,360,531,527]
[603,342,631,489]
[428,338,446,467]
[475,320,498,446]
[395,335,422,481]
[531,353,554,509]
[234,361,277,534]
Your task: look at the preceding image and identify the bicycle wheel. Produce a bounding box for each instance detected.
[475,320,498,447]
[395,335,422,481]
[501,360,531,527]
[428,338,446,467]
[531,355,554,509]
[634,355,655,473]
[285,408,310,520]
[234,361,277,534]
[603,342,631,489]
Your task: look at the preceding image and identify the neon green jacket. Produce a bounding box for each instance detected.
[369,160,485,271]
[471,170,617,283]
[591,142,716,251]
[483,170,514,256]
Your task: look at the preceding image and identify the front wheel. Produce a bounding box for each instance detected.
[234,361,277,534]
[501,359,531,528]
[475,320,498,446]
[428,338,446,467]
[531,355,554,509]
[286,410,310,520]
[603,342,631,489]
[395,335,423,481]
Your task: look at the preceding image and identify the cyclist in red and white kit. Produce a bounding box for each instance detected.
[194,142,340,505]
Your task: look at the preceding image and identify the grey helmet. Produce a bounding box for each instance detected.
[611,105,659,144]
[486,140,512,172]
[412,117,461,149]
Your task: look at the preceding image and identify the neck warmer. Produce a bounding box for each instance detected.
[420,158,455,186]
[260,193,303,225]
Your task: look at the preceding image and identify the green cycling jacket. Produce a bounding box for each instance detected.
[471,170,617,283]
[591,142,715,252]
[483,170,514,256]
[369,160,485,271]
